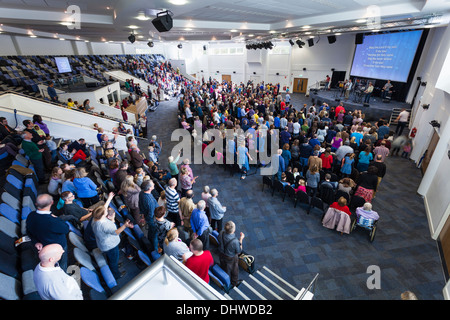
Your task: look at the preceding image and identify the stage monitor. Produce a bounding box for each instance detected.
[55,57,72,73]
[350,30,423,83]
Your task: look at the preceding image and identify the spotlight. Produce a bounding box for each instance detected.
[296,39,305,48]
[147,41,154,47]
[128,33,136,44]
[177,43,182,49]
[289,39,294,46]
[308,38,314,47]
[203,45,207,51]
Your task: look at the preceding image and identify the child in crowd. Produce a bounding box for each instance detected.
[154,206,175,253]
[295,179,307,193]
[134,167,145,187]
[45,136,58,163]
[293,167,300,179]
[34,125,46,137]
[340,153,355,178]
[402,141,412,159]
[48,166,63,200]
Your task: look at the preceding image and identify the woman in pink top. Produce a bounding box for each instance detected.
[331,132,343,152]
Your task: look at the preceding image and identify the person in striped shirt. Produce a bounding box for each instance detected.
[165,178,182,227]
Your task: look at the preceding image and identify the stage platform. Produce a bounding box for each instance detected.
[304,88,411,122]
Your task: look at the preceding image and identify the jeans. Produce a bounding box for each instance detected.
[29,157,45,182]
[146,221,158,252]
[364,93,371,103]
[104,245,121,279]
[396,121,407,136]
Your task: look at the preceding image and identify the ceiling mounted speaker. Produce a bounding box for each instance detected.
[289,39,295,46]
[355,33,364,45]
[128,34,136,44]
[147,41,154,47]
[327,35,336,44]
[177,43,182,49]
[308,38,314,47]
[203,45,207,50]
[152,10,173,32]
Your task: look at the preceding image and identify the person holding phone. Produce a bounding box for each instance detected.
[92,192,134,280]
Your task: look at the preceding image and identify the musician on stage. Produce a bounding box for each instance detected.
[381,80,393,99]
[363,82,374,103]
[344,79,353,100]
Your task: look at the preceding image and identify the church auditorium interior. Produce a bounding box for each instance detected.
[0,0,450,306]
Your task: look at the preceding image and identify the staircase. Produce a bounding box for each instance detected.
[389,108,411,126]
[224,266,318,300]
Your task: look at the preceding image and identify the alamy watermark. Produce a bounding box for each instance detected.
[168,123,279,176]
[64,5,81,30]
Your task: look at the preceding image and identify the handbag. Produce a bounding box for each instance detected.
[238,252,255,274]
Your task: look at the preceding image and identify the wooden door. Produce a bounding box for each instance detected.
[222,74,231,83]
[293,78,308,93]
[439,213,450,279]
[421,130,440,175]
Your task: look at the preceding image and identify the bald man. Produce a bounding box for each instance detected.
[33,244,83,300]
[26,194,70,271]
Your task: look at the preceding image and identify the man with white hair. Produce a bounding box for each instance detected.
[190,200,210,250]
[218,220,245,288]
[150,135,162,155]
[33,244,83,300]
[356,202,379,221]
[207,189,227,232]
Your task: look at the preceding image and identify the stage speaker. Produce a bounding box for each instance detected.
[152,11,173,32]
[355,33,364,45]
[308,38,314,47]
[327,35,336,44]
[363,102,370,107]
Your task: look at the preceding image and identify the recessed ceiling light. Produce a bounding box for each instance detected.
[230,29,238,32]
[184,28,192,31]
[84,40,89,42]
[169,0,188,5]
[137,35,144,38]
[30,35,37,38]
[60,21,72,26]
[356,19,367,23]
[302,25,311,29]
[128,25,139,29]
[372,29,380,32]
[59,38,65,41]
[335,33,341,35]
[269,30,276,34]
[248,34,254,37]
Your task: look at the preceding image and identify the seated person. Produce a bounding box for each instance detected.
[321,173,338,189]
[356,202,379,221]
[329,196,352,216]
[57,191,93,229]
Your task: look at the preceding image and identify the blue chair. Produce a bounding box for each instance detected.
[99,265,117,289]
[138,250,151,267]
[0,203,20,224]
[209,230,220,247]
[80,267,105,294]
[66,221,82,237]
[150,250,161,262]
[209,264,232,294]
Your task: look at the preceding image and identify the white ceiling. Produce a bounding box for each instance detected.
[0,0,449,43]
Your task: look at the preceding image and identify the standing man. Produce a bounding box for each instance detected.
[33,244,83,300]
[218,221,245,288]
[381,80,393,99]
[363,82,374,104]
[179,189,196,236]
[26,194,70,272]
[394,108,410,136]
[47,81,59,102]
[138,180,159,252]
[207,189,227,232]
[190,200,210,251]
[165,178,182,227]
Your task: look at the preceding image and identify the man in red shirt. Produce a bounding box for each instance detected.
[335,103,345,118]
[185,238,214,283]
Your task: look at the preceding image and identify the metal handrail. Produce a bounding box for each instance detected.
[0,90,134,126]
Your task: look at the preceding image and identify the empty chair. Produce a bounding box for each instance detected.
[80,267,108,300]
[0,216,20,239]
[262,176,273,192]
[308,197,327,215]
[284,185,297,204]
[137,250,151,267]
[21,269,40,300]
[1,192,21,211]
[272,180,286,198]
[69,232,88,252]
[209,264,232,294]
[0,203,20,224]
[73,247,96,271]
[0,272,22,300]
[295,190,310,209]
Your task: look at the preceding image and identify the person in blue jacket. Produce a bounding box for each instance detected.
[73,167,99,208]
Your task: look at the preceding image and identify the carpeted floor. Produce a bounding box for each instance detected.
[138,94,445,300]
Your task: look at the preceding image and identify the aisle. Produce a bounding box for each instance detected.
[142,98,445,300]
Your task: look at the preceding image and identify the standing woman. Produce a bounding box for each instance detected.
[236,141,253,180]
[92,192,133,280]
[357,146,373,173]
[305,164,320,197]
[73,167,99,208]
[179,167,198,198]
[168,150,181,188]
[120,175,143,226]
